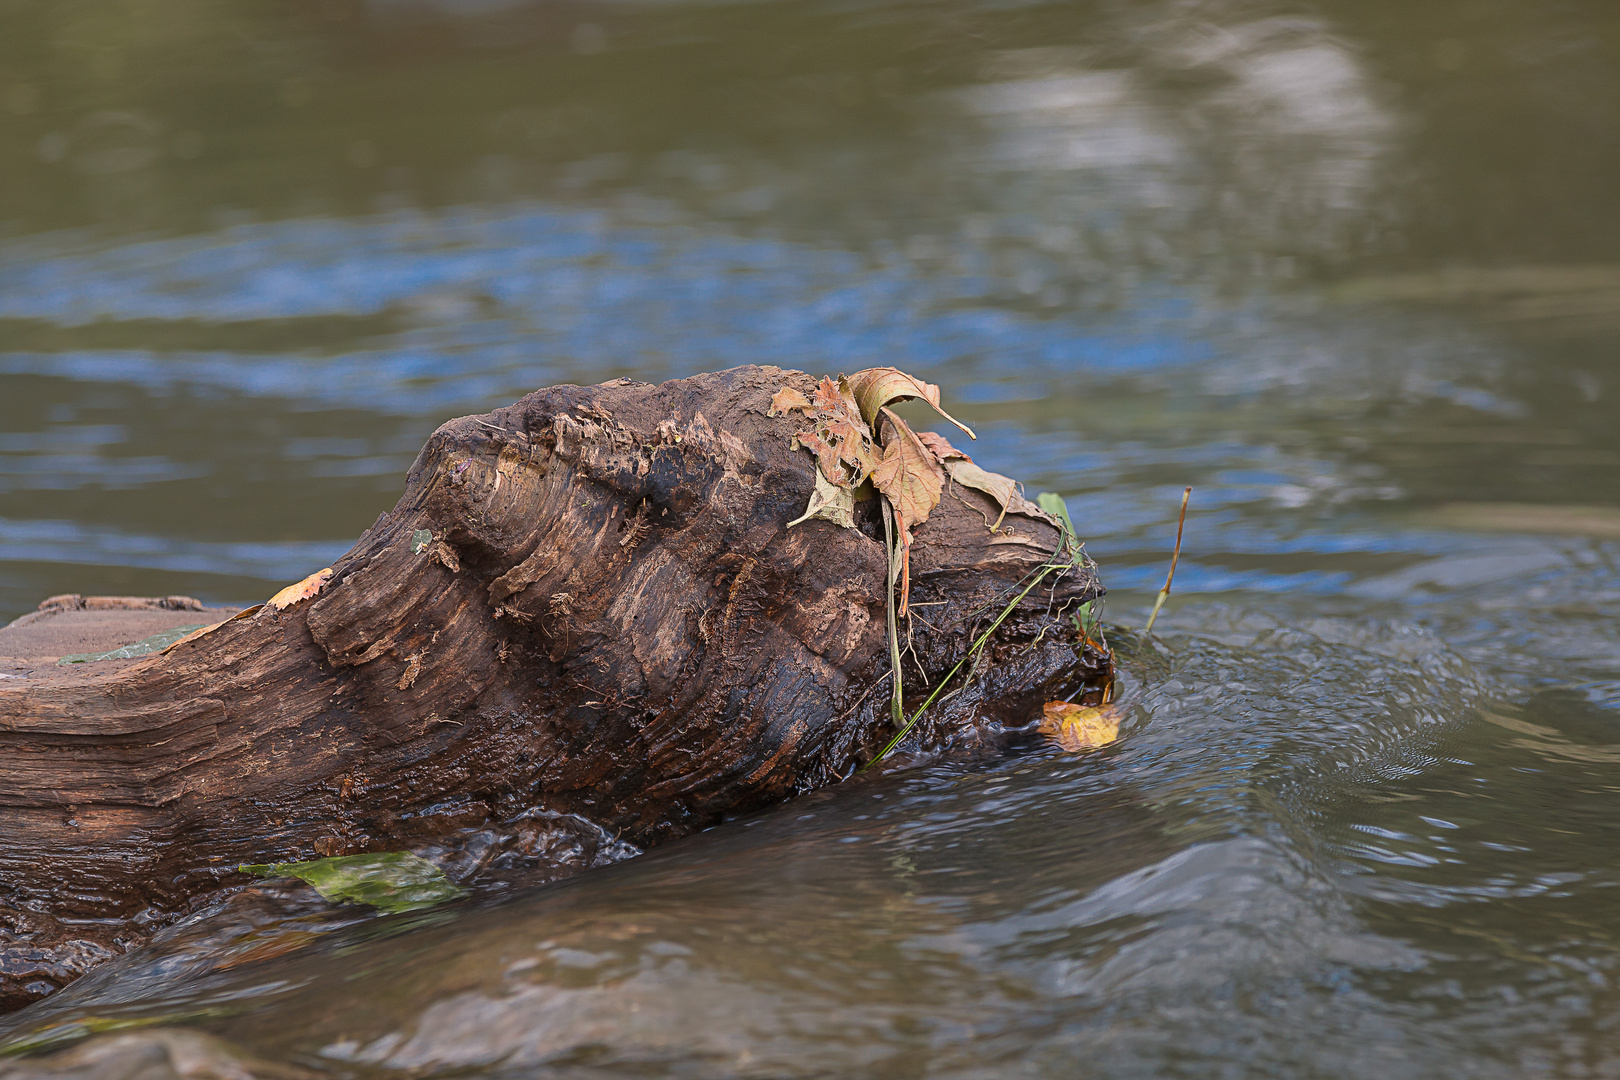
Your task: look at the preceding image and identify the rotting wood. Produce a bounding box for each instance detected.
[0,365,1109,1012]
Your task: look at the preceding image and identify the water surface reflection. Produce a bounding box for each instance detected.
[4,0,1620,1075]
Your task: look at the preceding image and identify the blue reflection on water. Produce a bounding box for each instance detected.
[0,203,1553,605]
[0,205,1207,419]
[0,516,350,581]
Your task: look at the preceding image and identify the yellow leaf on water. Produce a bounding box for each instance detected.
[1038,701,1121,752]
[846,368,975,441]
[266,567,333,611]
[768,386,814,417]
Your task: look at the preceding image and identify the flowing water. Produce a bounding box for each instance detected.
[5,0,1620,1075]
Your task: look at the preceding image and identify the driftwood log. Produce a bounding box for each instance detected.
[0,366,1107,1012]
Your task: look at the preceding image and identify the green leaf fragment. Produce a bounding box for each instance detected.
[58,625,208,666]
[1036,492,1076,539]
[410,529,434,554]
[239,852,464,913]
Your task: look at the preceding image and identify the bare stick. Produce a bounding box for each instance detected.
[1143,486,1191,635]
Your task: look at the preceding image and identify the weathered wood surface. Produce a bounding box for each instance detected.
[0,366,1107,1012]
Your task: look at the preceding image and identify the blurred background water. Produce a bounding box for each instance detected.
[5,0,1620,1076]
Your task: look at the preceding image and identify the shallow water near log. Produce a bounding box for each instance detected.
[5,0,1620,1074]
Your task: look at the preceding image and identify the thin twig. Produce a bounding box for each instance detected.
[834,669,891,724]
[1143,486,1192,635]
[864,559,1062,769]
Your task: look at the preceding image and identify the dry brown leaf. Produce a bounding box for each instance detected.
[1038,701,1122,752]
[916,430,967,462]
[793,430,853,486]
[944,459,1026,530]
[812,376,862,420]
[870,408,944,614]
[266,567,333,611]
[914,430,1048,532]
[768,386,813,417]
[821,414,879,484]
[846,367,976,441]
[786,469,857,529]
[791,379,878,484]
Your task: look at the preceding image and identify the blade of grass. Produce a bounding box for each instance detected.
[1143,486,1191,635]
[881,494,905,731]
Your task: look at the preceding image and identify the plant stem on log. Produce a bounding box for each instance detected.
[881,495,905,733]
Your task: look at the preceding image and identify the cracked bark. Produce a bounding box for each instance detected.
[0,365,1108,1012]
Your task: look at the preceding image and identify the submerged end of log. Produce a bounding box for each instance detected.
[0,365,1108,1012]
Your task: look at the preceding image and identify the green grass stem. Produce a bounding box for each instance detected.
[881,496,905,731]
[864,560,1061,768]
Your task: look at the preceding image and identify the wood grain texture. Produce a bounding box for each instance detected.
[0,366,1108,1011]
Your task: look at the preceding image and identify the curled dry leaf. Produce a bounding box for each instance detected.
[916,429,1056,531]
[787,469,857,530]
[792,430,853,487]
[776,376,880,529]
[1038,701,1122,752]
[846,367,976,441]
[870,407,944,614]
[946,459,1021,530]
[265,567,333,612]
[768,386,813,417]
[915,430,965,462]
[811,376,861,420]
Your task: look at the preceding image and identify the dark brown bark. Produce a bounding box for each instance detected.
[0,365,1107,1012]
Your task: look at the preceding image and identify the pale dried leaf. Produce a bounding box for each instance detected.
[427,539,461,573]
[916,430,967,462]
[870,408,944,613]
[944,459,1016,530]
[1038,701,1121,752]
[917,430,1059,531]
[846,367,975,440]
[787,469,857,529]
[266,567,333,611]
[768,386,813,417]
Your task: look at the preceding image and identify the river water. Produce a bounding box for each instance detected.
[4,0,1620,1075]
